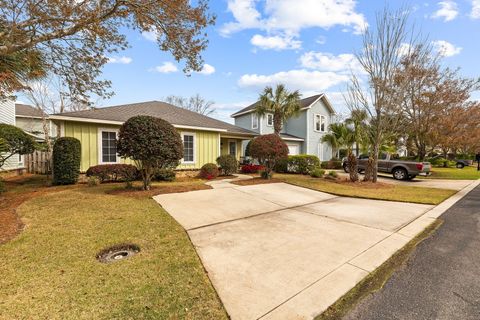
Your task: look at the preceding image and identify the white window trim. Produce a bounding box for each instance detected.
[228,140,237,157]
[98,128,120,164]
[313,114,327,133]
[318,143,324,161]
[251,113,258,129]
[181,132,196,164]
[266,114,274,127]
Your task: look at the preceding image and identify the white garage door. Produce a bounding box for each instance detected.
[288,145,299,155]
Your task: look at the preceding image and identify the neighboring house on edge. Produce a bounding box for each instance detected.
[15,103,57,141]
[0,99,24,171]
[231,94,336,161]
[49,101,256,172]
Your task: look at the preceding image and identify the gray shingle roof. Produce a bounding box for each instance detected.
[15,104,46,118]
[53,101,256,136]
[231,94,334,117]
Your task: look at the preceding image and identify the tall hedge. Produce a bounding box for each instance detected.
[53,137,81,185]
[275,154,320,174]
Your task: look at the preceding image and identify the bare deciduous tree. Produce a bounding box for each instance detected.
[165,94,215,116]
[347,7,414,182]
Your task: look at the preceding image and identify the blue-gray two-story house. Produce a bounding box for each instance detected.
[231,94,336,161]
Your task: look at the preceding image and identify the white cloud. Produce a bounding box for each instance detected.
[431,1,458,21]
[299,51,363,73]
[471,0,480,18]
[154,62,178,73]
[107,56,132,64]
[238,69,349,91]
[142,28,158,41]
[397,43,413,57]
[432,40,462,57]
[220,0,367,38]
[250,34,301,50]
[197,64,216,75]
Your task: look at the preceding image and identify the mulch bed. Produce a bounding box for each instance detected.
[0,175,53,244]
[106,184,212,198]
[231,178,282,186]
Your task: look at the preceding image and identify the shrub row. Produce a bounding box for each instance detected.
[86,164,139,182]
[320,160,342,170]
[240,164,265,173]
[275,155,320,174]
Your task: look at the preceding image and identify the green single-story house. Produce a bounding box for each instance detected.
[50,101,257,172]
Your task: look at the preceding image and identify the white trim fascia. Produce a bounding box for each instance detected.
[15,115,44,119]
[181,131,196,165]
[281,137,305,142]
[174,124,226,132]
[98,127,120,165]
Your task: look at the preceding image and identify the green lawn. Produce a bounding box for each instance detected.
[0,176,227,320]
[276,174,456,205]
[422,166,480,180]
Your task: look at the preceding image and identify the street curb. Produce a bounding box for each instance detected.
[423,179,480,219]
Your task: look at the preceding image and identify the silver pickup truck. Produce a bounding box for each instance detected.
[342,153,431,180]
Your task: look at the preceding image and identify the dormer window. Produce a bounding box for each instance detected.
[252,113,259,129]
[266,114,274,127]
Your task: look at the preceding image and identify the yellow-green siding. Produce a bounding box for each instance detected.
[62,121,245,172]
[177,131,220,169]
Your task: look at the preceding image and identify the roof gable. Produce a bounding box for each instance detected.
[230,94,335,118]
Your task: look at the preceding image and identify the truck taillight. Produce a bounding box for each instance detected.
[416,163,423,170]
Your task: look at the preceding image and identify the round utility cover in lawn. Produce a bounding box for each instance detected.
[96,243,140,263]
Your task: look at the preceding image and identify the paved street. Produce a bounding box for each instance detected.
[344,184,480,320]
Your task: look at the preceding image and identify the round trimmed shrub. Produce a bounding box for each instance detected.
[250,134,289,179]
[116,116,183,190]
[216,154,238,176]
[199,163,219,180]
[53,137,81,185]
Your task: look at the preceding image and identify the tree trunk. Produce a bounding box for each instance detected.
[273,112,282,135]
[363,157,374,182]
[347,151,359,182]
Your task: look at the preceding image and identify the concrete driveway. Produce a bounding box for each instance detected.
[154,182,435,320]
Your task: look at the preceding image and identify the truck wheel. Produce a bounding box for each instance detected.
[343,163,350,173]
[456,162,464,169]
[393,168,408,180]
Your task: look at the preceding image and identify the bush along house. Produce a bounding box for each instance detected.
[49,101,257,173]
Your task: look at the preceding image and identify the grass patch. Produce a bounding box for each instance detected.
[276,174,456,205]
[316,219,443,320]
[0,176,227,319]
[421,166,480,180]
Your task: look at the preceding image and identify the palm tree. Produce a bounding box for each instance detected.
[255,84,301,135]
[321,123,350,158]
[345,109,368,156]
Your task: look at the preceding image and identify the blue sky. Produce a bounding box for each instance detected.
[49,1,480,123]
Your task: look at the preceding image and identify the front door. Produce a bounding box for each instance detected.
[229,141,237,157]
